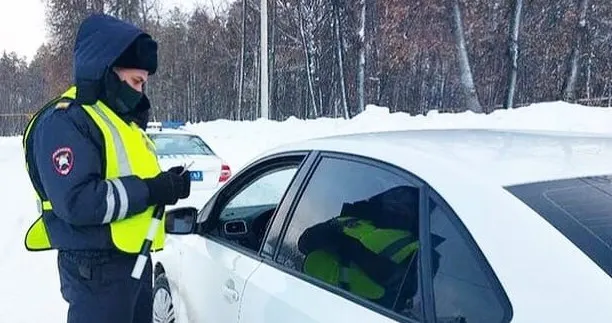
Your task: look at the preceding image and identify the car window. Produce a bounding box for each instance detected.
[506,175,612,277]
[276,156,423,318]
[149,133,215,156]
[209,164,300,254]
[223,167,297,212]
[425,195,512,323]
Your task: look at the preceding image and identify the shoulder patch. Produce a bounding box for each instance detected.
[54,102,71,110]
[52,147,74,176]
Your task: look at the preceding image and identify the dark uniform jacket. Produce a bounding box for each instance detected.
[25,15,154,250]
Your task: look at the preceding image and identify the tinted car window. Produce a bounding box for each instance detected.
[427,196,512,323]
[149,134,215,156]
[276,156,423,317]
[506,175,612,277]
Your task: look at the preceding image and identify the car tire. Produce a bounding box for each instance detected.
[153,274,176,323]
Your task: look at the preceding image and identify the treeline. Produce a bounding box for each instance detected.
[1,0,611,135]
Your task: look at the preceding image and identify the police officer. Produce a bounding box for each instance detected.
[22,14,191,323]
[298,186,441,309]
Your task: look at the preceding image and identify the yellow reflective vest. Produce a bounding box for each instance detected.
[23,86,165,253]
[303,216,419,301]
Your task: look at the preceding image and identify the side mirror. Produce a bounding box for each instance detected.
[165,207,198,234]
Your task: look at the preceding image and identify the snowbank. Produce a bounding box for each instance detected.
[183,101,612,171]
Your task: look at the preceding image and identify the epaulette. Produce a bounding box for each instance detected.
[54,101,71,110]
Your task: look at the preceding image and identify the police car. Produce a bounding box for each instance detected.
[151,129,612,323]
[146,122,231,209]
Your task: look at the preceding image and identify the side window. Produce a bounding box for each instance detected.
[276,156,423,317]
[223,168,297,211]
[210,164,299,253]
[427,195,512,323]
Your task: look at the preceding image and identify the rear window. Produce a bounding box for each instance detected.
[505,175,612,277]
[149,134,215,156]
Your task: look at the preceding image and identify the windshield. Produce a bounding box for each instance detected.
[505,175,612,277]
[149,134,215,156]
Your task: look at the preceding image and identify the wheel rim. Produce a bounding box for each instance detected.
[153,287,175,323]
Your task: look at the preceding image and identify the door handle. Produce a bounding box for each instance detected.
[222,284,239,303]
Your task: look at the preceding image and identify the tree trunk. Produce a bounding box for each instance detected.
[371,0,381,105]
[357,0,366,113]
[505,0,523,109]
[255,48,260,120]
[297,0,318,118]
[562,0,590,102]
[237,0,247,120]
[270,0,277,119]
[333,0,349,119]
[448,0,483,113]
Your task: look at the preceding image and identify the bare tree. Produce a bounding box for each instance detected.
[333,0,349,119]
[269,0,277,118]
[237,0,247,120]
[297,0,319,118]
[357,0,366,113]
[562,0,590,102]
[505,0,524,108]
[448,0,483,113]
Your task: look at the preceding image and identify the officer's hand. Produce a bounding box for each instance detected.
[167,166,191,199]
[144,169,191,206]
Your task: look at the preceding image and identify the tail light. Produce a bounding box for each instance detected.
[219,164,231,182]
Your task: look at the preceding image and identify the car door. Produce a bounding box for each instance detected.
[238,151,513,323]
[175,152,313,323]
[238,152,427,323]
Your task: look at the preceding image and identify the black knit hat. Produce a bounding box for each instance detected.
[112,34,158,75]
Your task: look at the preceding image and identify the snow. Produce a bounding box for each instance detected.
[0,100,611,321]
[183,101,612,172]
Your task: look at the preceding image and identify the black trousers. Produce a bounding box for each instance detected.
[57,249,152,323]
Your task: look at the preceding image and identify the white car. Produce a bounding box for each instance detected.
[150,129,612,323]
[146,123,231,209]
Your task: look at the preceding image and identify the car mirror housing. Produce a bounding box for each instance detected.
[165,207,198,234]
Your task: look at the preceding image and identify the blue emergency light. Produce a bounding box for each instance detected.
[147,121,187,131]
[161,121,186,129]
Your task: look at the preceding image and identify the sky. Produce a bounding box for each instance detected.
[0,0,230,62]
[0,0,46,61]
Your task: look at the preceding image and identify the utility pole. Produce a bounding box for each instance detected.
[260,0,269,119]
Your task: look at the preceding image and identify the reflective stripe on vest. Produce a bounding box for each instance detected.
[303,216,419,300]
[24,86,165,253]
[336,216,419,263]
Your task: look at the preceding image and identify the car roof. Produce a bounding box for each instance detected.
[265,128,612,186]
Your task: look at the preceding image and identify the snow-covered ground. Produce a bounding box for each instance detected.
[0,101,610,322]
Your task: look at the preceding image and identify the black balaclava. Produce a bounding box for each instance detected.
[100,34,158,129]
[101,69,144,115]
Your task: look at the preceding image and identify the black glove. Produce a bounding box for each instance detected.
[144,166,191,206]
[167,166,191,193]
